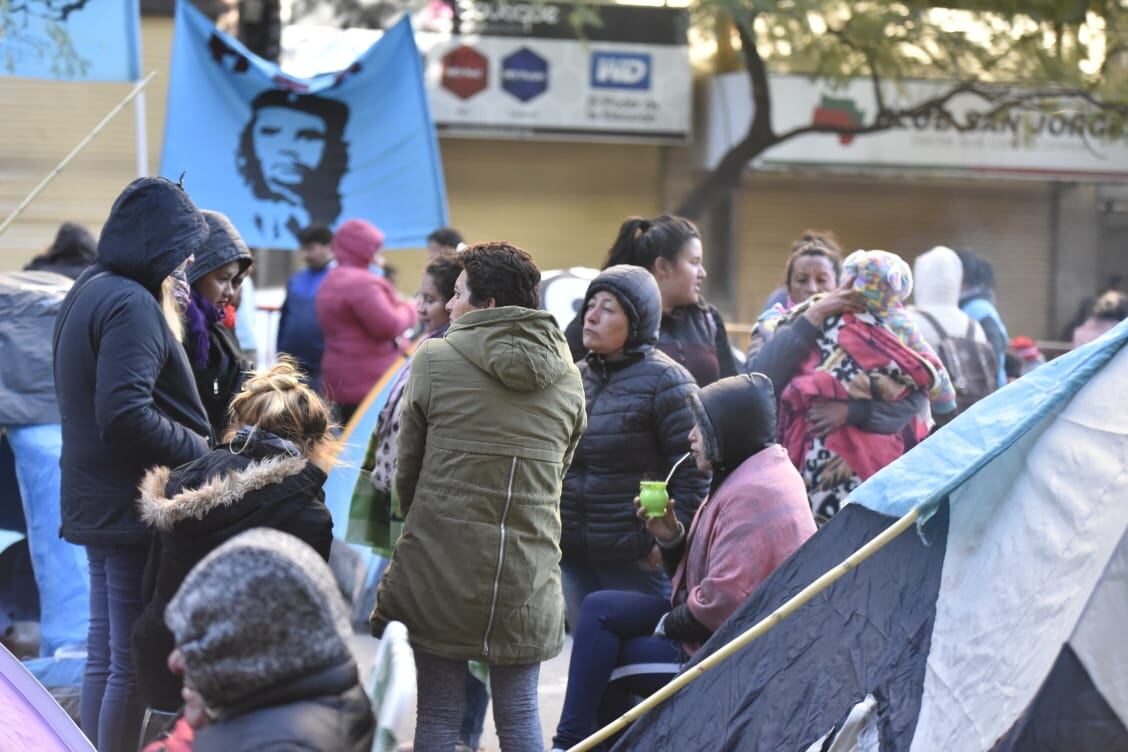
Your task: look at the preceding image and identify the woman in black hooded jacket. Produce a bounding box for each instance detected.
[53,177,212,752]
[560,264,710,628]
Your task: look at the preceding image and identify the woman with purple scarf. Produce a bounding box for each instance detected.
[183,211,254,437]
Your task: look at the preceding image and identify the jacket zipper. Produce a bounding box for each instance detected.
[482,456,518,657]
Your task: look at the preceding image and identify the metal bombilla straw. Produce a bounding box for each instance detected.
[664,451,692,485]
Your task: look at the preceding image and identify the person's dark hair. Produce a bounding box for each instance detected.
[236,90,349,228]
[1092,290,1128,322]
[427,227,463,249]
[459,242,541,309]
[46,222,97,264]
[425,252,462,302]
[603,214,700,272]
[784,230,844,288]
[790,229,842,255]
[297,224,333,247]
[957,250,996,290]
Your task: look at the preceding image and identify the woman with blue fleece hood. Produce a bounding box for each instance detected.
[54,176,212,752]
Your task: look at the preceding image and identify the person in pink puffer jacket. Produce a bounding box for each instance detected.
[315,219,417,421]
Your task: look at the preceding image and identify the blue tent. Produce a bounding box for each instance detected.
[616,321,1128,751]
[0,644,92,751]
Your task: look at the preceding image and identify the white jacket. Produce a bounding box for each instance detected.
[910,246,989,348]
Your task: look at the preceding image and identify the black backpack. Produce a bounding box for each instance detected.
[916,310,998,414]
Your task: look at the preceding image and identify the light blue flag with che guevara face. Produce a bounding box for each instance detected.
[160,1,448,250]
[0,0,141,81]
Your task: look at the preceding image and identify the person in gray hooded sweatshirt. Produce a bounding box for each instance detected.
[559,264,709,629]
[163,527,374,751]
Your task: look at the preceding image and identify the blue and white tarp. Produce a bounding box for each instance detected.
[161,1,447,250]
[616,321,1128,751]
[0,0,141,81]
[0,644,93,751]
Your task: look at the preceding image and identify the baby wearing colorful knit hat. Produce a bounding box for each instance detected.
[842,250,958,417]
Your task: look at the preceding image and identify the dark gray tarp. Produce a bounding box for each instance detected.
[0,272,71,425]
[612,502,949,752]
[990,645,1128,752]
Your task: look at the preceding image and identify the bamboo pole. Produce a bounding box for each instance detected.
[0,71,159,239]
[567,505,922,752]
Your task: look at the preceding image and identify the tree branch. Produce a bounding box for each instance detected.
[735,15,774,141]
[674,14,777,218]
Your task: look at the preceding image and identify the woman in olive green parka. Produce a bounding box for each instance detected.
[371,242,586,752]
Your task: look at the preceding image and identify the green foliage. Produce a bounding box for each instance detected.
[695,0,1126,103]
[675,0,1127,216]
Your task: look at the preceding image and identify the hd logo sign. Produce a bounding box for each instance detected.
[590,52,651,90]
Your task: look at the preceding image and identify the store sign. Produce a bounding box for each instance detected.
[501,48,548,102]
[282,2,691,143]
[591,52,651,91]
[441,45,489,100]
[700,72,1128,178]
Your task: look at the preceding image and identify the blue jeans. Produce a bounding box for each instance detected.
[553,591,681,750]
[2,425,89,655]
[560,557,670,632]
[82,544,147,752]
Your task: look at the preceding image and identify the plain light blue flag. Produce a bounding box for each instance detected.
[161,1,448,250]
[0,0,141,81]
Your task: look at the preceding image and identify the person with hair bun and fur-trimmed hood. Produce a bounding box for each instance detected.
[131,358,336,714]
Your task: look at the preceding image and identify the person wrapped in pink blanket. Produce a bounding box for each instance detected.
[776,250,948,523]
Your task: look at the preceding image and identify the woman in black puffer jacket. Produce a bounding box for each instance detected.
[560,265,710,628]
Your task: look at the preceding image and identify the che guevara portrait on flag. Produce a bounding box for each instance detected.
[160,0,447,250]
[236,89,350,245]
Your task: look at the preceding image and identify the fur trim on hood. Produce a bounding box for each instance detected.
[137,454,308,531]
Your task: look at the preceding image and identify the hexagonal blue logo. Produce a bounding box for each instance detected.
[501,48,548,103]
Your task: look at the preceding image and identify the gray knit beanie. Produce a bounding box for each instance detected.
[164,528,353,711]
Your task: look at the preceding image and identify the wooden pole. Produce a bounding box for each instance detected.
[567,505,922,752]
[0,71,159,239]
